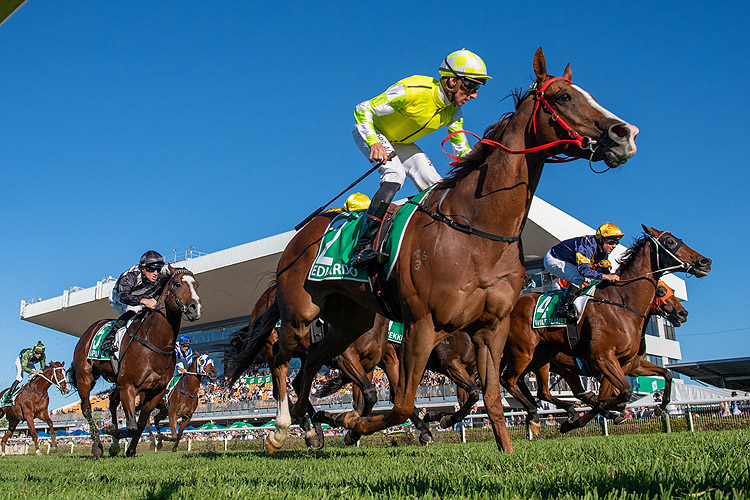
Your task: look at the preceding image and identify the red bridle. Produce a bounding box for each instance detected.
[442,77,593,164]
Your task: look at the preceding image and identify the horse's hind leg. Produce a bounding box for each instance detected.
[76,366,104,458]
[1,417,19,456]
[173,417,189,452]
[265,360,291,454]
[630,360,672,416]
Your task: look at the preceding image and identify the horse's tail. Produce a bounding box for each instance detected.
[67,366,79,391]
[316,372,348,398]
[224,299,280,384]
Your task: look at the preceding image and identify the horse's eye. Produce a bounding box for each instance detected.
[557,93,571,103]
[174,281,182,287]
[665,238,676,248]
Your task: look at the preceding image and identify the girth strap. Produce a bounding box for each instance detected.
[21,385,45,396]
[127,327,174,356]
[176,385,199,399]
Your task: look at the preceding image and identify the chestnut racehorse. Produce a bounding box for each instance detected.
[0,362,69,456]
[228,48,639,454]
[148,353,217,452]
[514,280,689,433]
[68,266,202,457]
[501,226,710,434]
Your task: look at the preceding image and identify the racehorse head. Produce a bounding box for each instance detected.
[652,281,688,327]
[46,361,70,395]
[642,225,712,278]
[195,353,218,380]
[165,265,202,321]
[531,47,639,168]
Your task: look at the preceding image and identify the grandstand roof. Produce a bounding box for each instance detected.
[20,196,687,337]
[667,357,750,393]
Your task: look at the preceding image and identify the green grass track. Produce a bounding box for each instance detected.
[0,430,747,499]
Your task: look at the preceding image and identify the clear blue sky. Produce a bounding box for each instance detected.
[1,1,747,410]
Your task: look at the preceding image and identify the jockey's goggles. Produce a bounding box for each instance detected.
[459,77,482,93]
[142,265,161,273]
[602,237,621,246]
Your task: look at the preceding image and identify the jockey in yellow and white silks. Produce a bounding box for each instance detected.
[350,49,491,267]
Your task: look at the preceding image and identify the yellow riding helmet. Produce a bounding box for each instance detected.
[595,222,625,240]
[343,193,371,211]
[439,49,492,82]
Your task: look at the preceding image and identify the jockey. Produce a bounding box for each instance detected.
[100,250,169,354]
[351,49,491,267]
[175,335,193,374]
[543,223,624,319]
[10,341,46,394]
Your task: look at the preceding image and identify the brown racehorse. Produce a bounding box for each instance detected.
[514,280,688,433]
[228,47,639,454]
[147,353,217,452]
[501,226,710,435]
[0,362,69,456]
[68,266,202,457]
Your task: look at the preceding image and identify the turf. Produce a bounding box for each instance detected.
[0,430,747,499]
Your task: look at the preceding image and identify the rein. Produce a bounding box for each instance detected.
[406,187,521,243]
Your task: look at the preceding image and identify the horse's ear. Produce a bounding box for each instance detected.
[167,263,175,275]
[61,361,65,366]
[533,47,547,82]
[641,224,656,235]
[563,62,572,81]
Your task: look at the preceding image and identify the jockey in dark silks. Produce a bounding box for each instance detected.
[544,223,624,319]
[10,341,46,394]
[350,49,491,267]
[100,250,169,354]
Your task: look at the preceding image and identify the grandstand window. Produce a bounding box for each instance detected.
[664,321,676,341]
[646,354,663,367]
[668,358,681,379]
[645,317,660,337]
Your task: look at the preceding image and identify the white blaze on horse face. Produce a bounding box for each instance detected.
[181,276,202,318]
[570,84,639,156]
[570,84,624,122]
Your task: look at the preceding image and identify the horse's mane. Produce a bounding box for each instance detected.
[437,87,533,189]
[616,234,650,275]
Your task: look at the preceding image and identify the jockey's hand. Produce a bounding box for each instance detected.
[31,370,40,375]
[369,143,390,164]
[602,273,620,282]
[141,298,158,309]
[178,367,186,374]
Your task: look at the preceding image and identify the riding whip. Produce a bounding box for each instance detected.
[294,151,396,230]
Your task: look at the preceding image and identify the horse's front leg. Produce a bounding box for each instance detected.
[173,417,190,452]
[264,360,290,454]
[40,408,57,451]
[106,387,124,456]
[473,318,513,453]
[125,389,165,457]
[336,318,437,436]
[26,415,42,456]
[560,355,632,434]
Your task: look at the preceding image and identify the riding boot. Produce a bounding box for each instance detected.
[9,380,19,395]
[101,310,137,355]
[556,283,581,320]
[350,182,399,268]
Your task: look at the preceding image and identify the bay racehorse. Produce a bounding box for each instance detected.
[514,280,688,433]
[147,353,217,452]
[68,265,201,457]
[228,47,638,454]
[0,361,70,456]
[501,226,710,435]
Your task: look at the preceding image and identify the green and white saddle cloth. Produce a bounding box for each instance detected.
[0,386,22,406]
[387,321,404,343]
[166,374,183,402]
[87,316,138,361]
[307,186,434,283]
[532,281,599,329]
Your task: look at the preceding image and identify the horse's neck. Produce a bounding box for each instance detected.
[28,372,52,393]
[443,98,546,236]
[610,242,659,315]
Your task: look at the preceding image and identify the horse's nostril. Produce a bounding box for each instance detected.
[699,258,711,268]
[609,123,629,140]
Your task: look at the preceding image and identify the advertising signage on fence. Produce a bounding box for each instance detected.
[635,376,666,393]
[241,375,272,385]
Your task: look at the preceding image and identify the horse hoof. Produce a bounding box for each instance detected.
[654,407,664,417]
[343,431,360,446]
[439,415,453,429]
[35,449,42,456]
[332,410,360,428]
[264,435,281,455]
[613,415,627,425]
[126,449,136,458]
[92,444,103,458]
[559,420,575,434]
[419,432,434,446]
[109,443,120,457]
[530,421,541,436]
